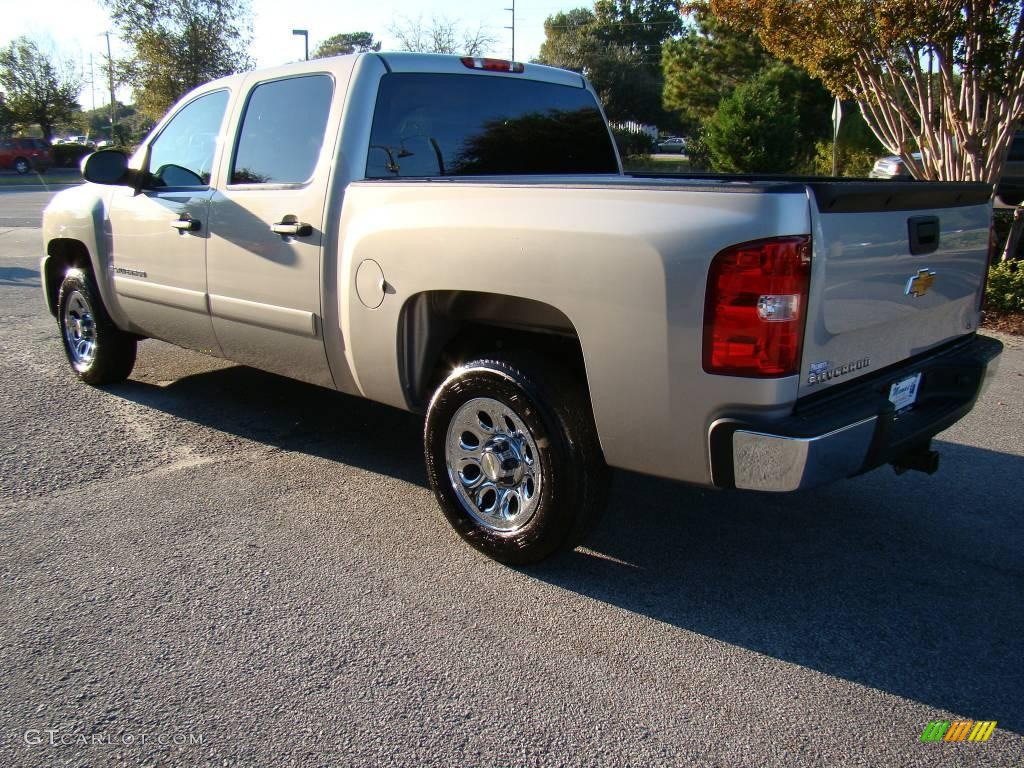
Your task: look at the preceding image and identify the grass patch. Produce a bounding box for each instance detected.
[622,155,695,174]
[0,171,82,187]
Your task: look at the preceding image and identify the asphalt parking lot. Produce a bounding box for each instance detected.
[1,189,1022,766]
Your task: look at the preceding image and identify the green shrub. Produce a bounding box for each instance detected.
[812,141,879,177]
[52,143,94,169]
[986,259,1024,313]
[704,76,800,173]
[612,128,655,158]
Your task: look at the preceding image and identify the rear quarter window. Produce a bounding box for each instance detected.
[366,73,618,178]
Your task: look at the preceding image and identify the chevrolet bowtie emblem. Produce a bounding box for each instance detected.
[906,268,937,298]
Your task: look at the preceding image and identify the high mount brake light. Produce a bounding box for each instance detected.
[460,57,525,73]
[703,235,812,377]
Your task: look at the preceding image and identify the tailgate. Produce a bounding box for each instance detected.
[800,181,992,396]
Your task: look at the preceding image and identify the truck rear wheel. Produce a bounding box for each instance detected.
[424,355,608,564]
[57,268,137,385]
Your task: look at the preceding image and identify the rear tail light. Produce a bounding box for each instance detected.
[461,57,525,73]
[703,235,812,377]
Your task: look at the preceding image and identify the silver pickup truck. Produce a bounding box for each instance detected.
[41,53,1002,563]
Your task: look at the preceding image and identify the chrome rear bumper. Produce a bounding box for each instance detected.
[709,334,1003,492]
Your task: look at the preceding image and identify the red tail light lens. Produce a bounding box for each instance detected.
[460,57,525,73]
[703,235,812,377]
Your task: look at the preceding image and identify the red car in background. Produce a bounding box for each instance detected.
[0,137,54,174]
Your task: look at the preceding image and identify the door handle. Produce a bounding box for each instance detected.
[170,216,200,232]
[271,219,313,237]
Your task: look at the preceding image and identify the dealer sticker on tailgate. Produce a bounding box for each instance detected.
[889,373,922,412]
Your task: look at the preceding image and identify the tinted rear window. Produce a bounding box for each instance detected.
[366,73,618,178]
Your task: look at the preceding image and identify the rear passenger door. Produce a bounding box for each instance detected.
[206,73,338,388]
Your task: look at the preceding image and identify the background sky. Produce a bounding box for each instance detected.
[2,0,586,111]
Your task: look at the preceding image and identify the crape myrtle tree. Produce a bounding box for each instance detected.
[707,0,1024,260]
[104,0,254,120]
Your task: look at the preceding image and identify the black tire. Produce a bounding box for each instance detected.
[424,354,609,564]
[57,268,137,385]
[14,157,30,174]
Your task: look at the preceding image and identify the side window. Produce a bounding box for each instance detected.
[231,75,334,185]
[148,90,229,188]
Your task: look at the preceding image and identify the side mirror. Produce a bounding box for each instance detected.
[82,150,130,186]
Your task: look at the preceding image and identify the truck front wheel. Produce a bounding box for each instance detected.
[424,355,608,564]
[57,268,137,385]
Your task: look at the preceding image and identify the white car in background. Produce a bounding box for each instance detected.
[869,152,923,179]
[870,135,1023,206]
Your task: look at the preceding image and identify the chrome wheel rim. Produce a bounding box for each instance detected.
[445,397,542,533]
[62,289,97,369]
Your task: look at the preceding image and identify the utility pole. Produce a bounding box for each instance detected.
[89,53,96,112]
[505,0,515,61]
[104,32,116,140]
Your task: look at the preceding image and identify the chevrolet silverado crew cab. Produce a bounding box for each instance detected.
[41,53,1003,563]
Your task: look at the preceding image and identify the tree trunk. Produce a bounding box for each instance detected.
[1002,205,1024,263]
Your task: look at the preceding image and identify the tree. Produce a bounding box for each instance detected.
[661,7,774,132]
[103,0,254,120]
[709,0,1024,261]
[706,0,1024,186]
[536,1,682,125]
[704,73,801,172]
[662,4,832,168]
[0,37,81,140]
[388,16,495,56]
[0,95,14,135]
[537,8,600,70]
[312,32,380,59]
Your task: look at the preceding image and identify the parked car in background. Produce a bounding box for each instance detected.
[869,134,1023,206]
[656,136,686,154]
[0,137,54,174]
[869,152,923,179]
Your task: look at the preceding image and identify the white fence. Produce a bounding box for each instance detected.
[609,121,659,139]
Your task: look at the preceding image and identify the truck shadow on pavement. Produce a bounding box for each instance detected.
[110,364,430,489]
[111,362,1023,735]
[533,445,1024,735]
[0,266,41,287]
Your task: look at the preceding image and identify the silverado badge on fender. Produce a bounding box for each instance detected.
[906,268,937,297]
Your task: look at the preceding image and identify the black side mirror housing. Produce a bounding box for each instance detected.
[81,150,131,186]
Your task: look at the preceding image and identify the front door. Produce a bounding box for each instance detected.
[108,89,231,353]
[206,73,337,388]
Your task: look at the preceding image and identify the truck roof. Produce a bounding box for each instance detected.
[194,52,587,97]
